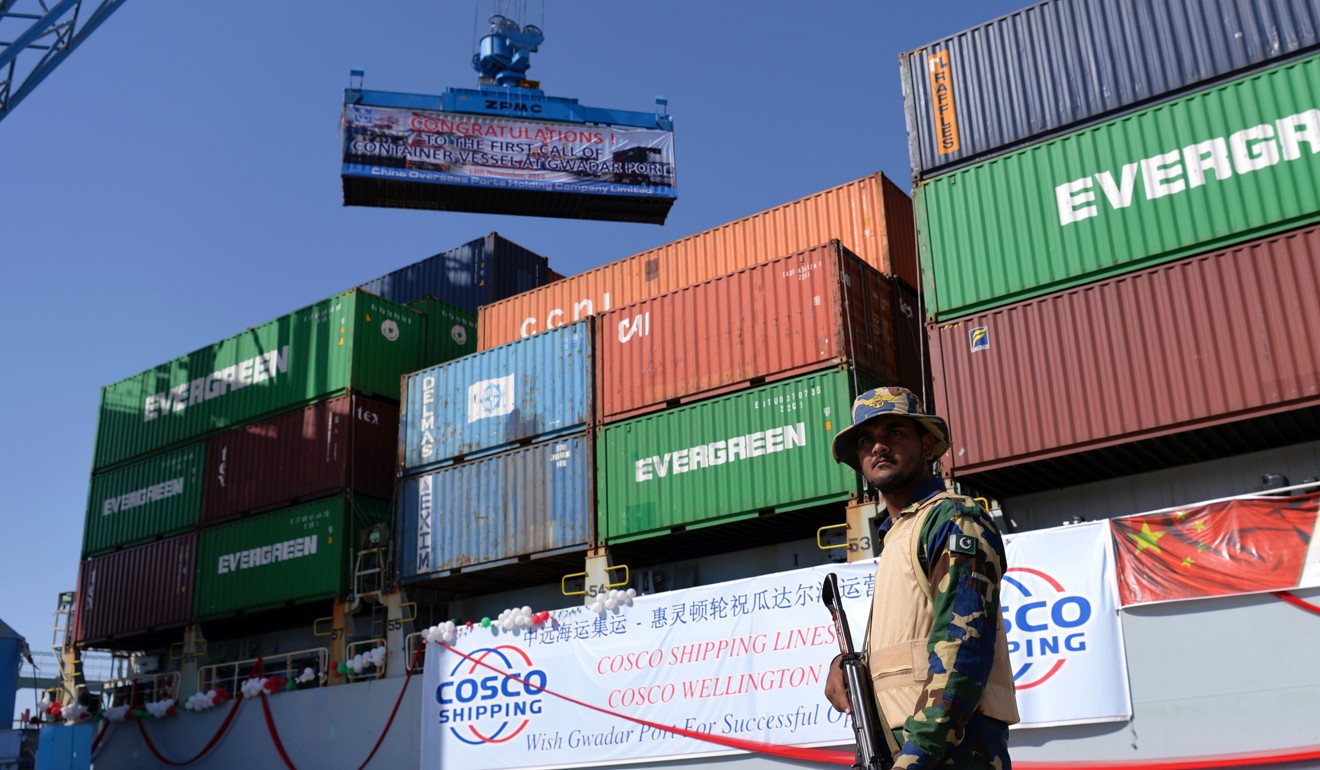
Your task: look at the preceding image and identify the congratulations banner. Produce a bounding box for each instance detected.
[1111,491,1320,607]
[1004,521,1131,728]
[342,104,676,199]
[419,562,874,770]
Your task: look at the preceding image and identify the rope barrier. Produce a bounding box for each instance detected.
[134,658,262,766]
[257,641,427,770]
[1273,591,1320,616]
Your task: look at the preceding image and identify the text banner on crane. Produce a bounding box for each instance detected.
[343,105,676,199]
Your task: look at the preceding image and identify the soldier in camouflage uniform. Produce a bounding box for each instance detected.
[824,387,1019,769]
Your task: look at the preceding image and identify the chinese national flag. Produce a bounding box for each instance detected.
[1110,492,1320,606]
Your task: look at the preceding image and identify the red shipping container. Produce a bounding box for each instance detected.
[202,394,398,525]
[596,241,920,423]
[477,172,918,350]
[929,224,1320,477]
[76,533,196,647]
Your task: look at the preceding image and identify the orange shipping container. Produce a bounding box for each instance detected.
[597,241,917,423]
[477,172,917,349]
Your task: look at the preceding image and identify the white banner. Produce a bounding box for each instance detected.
[420,562,875,769]
[1004,521,1131,728]
[343,105,676,198]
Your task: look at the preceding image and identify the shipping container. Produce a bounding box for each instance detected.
[409,297,476,367]
[201,394,399,525]
[917,53,1320,321]
[399,433,592,581]
[597,369,867,544]
[929,224,1320,481]
[75,533,196,647]
[83,443,204,558]
[901,0,1320,179]
[93,290,425,472]
[194,496,391,621]
[477,172,919,349]
[357,232,554,313]
[597,241,914,423]
[400,321,593,474]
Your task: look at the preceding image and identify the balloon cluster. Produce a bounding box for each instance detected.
[588,588,637,615]
[239,676,287,699]
[144,699,176,719]
[346,646,388,675]
[103,705,133,722]
[183,688,230,712]
[296,667,317,684]
[423,606,554,646]
[62,704,92,723]
[424,621,459,644]
[493,606,551,632]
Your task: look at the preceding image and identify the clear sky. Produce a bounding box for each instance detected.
[0,0,1024,692]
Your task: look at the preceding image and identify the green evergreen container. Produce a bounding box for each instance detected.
[409,297,476,367]
[83,443,204,557]
[918,53,1320,321]
[93,290,425,471]
[193,495,391,620]
[597,369,865,544]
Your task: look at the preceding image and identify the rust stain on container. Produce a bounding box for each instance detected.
[201,394,398,525]
[930,225,1320,477]
[477,172,918,349]
[596,241,920,423]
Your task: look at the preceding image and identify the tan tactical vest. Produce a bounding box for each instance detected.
[865,491,1020,730]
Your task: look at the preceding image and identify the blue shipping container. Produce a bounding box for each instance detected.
[357,232,554,312]
[398,433,592,580]
[399,320,593,474]
[901,0,1320,179]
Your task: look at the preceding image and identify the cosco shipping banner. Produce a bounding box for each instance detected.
[420,562,872,769]
[343,104,676,199]
[1004,522,1131,728]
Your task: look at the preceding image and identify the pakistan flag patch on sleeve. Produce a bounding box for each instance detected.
[949,533,978,556]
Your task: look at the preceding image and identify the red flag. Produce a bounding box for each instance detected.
[1110,492,1320,606]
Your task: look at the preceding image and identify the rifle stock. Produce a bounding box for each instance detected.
[823,572,898,770]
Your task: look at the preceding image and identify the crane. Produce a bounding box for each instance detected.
[0,0,127,125]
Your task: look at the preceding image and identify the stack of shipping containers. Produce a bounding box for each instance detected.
[464,173,927,574]
[902,0,1320,504]
[76,235,553,649]
[396,322,596,592]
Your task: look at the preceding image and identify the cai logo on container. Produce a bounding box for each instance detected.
[436,646,547,745]
[1001,567,1092,689]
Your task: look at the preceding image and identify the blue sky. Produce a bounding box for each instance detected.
[0,0,1024,691]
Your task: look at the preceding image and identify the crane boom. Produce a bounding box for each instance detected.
[0,0,127,125]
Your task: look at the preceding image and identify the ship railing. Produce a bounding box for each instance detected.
[197,647,329,695]
[344,637,389,681]
[403,632,427,673]
[100,671,180,707]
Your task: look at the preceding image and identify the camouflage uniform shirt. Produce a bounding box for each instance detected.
[878,479,1012,770]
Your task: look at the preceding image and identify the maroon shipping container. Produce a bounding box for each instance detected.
[75,533,196,647]
[201,394,399,525]
[596,241,919,423]
[929,225,1320,477]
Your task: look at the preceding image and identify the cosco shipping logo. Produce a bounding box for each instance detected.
[437,646,547,744]
[1002,567,1091,690]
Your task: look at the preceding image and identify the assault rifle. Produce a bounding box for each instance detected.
[822,572,898,770]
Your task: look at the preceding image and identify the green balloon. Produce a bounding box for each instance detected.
[481,617,492,628]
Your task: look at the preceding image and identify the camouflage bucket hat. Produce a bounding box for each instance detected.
[831,386,950,470]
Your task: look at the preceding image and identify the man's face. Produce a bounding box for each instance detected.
[854,415,934,493]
